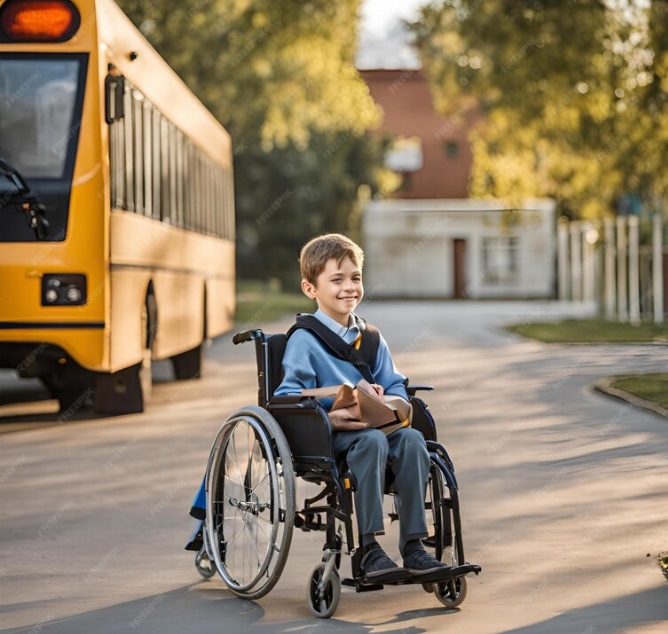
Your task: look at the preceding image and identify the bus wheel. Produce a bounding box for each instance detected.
[170,344,202,381]
[93,364,144,416]
[41,370,93,416]
[140,294,157,403]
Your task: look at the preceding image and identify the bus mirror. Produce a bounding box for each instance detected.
[105,75,125,124]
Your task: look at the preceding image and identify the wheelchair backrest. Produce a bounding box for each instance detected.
[253,332,288,408]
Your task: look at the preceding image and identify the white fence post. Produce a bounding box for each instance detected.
[557,217,570,300]
[582,222,598,304]
[616,216,628,321]
[654,212,665,323]
[603,217,616,319]
[628,216,640,325]
[570,221,582,301]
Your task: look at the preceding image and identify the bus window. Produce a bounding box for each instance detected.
[0,57,78,178]
[142,98,152,218]
[183,139,192,230]
[0,54,86,242]
[175,128,184,228]
[159,115,169,222]
[132,88,143,214]
[151,107,161,220]
[123,80,134,211]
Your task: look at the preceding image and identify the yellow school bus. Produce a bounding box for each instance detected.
[0,0,235,414]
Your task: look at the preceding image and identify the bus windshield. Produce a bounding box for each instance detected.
[0,56,82,179]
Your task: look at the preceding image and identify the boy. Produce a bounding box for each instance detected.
[274,233,449,580]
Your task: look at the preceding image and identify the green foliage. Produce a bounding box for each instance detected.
[116,0,395,285]
[610,374,668,409]
[411,0,668,220]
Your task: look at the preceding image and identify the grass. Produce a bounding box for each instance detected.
[235,279,313,325]
[507,319,668,343]
[660,552,668,582]
[609,374,668,410]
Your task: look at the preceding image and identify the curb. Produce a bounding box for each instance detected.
[594,378,668,420]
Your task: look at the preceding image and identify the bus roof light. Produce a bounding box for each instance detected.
[0,0,81,42]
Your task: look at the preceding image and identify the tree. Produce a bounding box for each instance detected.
[411,0,668,220]
[117,0,395,285]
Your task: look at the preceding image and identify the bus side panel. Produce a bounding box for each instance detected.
[205,276,235,339]
[152,271,204,360]
[0,328,105,371]
[109,212,233,370]
[108,268,151,372]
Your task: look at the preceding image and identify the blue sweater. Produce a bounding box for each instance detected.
[274,309,409,409]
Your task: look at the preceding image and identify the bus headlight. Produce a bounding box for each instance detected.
[41,274,87,306]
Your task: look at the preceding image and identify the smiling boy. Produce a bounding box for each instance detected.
[274,233,449,580]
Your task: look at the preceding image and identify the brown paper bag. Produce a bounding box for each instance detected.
[300,380,412,434]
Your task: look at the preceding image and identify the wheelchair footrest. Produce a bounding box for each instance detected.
[347,562,481,590]
[343,578,385,592]
[413,562,482,584]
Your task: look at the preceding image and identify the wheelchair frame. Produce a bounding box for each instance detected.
[195,329,480,618]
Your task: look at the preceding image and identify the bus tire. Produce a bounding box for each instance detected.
[170,344,202,381]
[141,292,157,404]
[93,364,144,416]
[41,369,93,416]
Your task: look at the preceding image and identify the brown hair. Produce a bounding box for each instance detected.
[299,233,364,284]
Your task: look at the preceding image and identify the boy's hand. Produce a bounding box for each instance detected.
[328,408,371,431]
[370,383,384,397]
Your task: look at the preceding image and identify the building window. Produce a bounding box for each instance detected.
[444,140,459,158]
[482,237,518,284]
[385,136,423,172]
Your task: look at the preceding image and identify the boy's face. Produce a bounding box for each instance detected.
[301,256,363,326]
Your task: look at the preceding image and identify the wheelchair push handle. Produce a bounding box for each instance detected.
[232,329,265,345]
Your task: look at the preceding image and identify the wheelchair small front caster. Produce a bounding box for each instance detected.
[434,575,467,608]
[307,563,341,618]
[195,545,216,579]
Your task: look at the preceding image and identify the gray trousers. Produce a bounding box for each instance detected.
[332,427,431,553]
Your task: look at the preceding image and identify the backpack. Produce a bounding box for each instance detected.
[286,314,380,384]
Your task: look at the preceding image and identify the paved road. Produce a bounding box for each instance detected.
[1,301,667,633]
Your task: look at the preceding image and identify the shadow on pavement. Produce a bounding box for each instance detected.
[499,585,668,633]
[0,584,428,634]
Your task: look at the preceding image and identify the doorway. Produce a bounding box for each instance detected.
[453,239,467,299]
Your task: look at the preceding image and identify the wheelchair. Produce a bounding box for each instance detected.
[193,328,481,618]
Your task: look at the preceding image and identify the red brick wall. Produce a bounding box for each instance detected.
[360,69,478,199]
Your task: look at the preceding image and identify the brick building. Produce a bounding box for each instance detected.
[359,68,477,199]
[359,68,557,299]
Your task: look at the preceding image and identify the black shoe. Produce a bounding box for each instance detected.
[184,520,204,551]
[403,548,451,577]
[360,547,409,583]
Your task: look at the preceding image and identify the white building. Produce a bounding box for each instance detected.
[362,198,556,299]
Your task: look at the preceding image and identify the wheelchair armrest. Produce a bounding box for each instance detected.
[267,398,335,463]
[268,395,320,408]
[406,383,433,395]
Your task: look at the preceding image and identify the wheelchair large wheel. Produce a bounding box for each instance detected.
[205,406,295,600]
[428,457,467,608]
